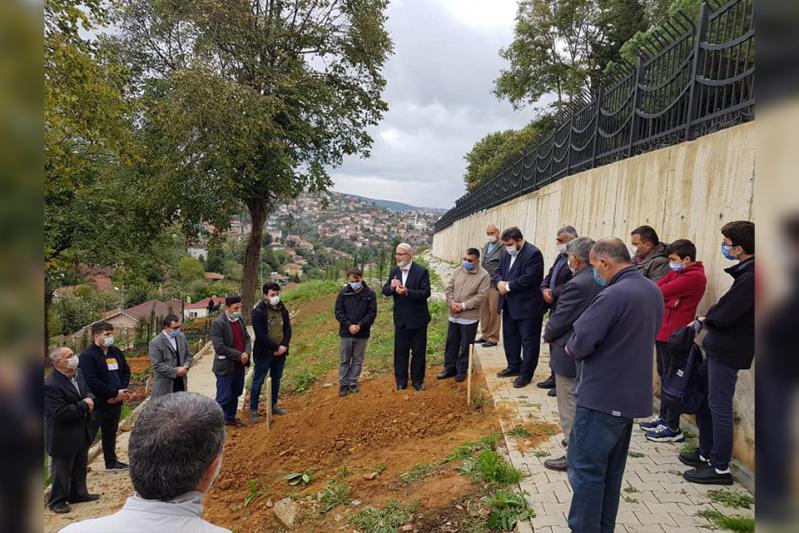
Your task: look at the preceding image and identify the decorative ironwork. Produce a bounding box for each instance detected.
[434,0,754,233]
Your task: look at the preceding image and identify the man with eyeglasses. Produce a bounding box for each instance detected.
[148,314,193,399]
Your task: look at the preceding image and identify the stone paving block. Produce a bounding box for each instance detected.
[525,490,559,504]
[615,510,643,525]
[553,487,573,504]
[624,524,666,532]
[633,512,678,528]
[542,502,571,515]
[643,502,685,515]
[672,512,713,527]
[514,519,533,533]
[531,512,568,528]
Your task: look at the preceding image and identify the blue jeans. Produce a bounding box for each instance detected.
[568,406,633,533]
[250,354,287,412]
[501,313,543,380]
[696,357,739,470]
[215,364,245,422]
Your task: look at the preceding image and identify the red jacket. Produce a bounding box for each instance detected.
[656,262,707,342]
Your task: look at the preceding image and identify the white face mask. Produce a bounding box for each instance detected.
[102,336,114,347]
[567,260,577,274]
[66,355,80,369]
[269,296,280,306]
[487,235,498,243]
[557,243,568,254]
[628,245,639,257]
[505,245,518,257]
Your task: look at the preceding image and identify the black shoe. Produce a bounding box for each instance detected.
[224,419,245,428]
[50,502,71,514]
[512,377,532,388]
[537,376,556,389]
[679,450,710,468]
[543,455,568,472]
[70,494,100,503]
[475,337,487,344]
[272,405,287,416]
[683,465,734,485]
[482,341,498,347]
[339,385,349,397]
[436,370,456,380]
[106,461,128,471]
[497,368,519,378]
[548,388,557,397]
[397,383,408,390]
[455,374,466,383]
[348,384,360,394]
[413,383,426,391]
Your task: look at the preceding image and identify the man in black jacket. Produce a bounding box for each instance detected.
[46,347,99,513]
[79,321,131,471]
[382,243,431,391]
[250,284,292,420]
[335,268,378,396]
[682,220,755,486]
[541,237,602,472]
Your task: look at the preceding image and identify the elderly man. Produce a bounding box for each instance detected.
[477,224,504,347]
[45,347,98,514]
[59,393,230,532]
[630,225,670,282]
[382,243,431,391]
[440,247,490,382]
[538,225,579,393]
[541,237,602,472]
[564,238,663,531]
[210,295,252,427]
[493,227,545,388]
[148,314,193,399]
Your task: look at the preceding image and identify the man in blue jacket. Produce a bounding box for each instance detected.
[79,321,131,471]
[493,227,545,388]
[565,238,663,532]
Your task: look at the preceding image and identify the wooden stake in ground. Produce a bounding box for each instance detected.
[467,342,474,409]
[265,377,272,431]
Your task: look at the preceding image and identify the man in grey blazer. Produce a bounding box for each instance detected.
[210,295,252,426]
[477,224,504,347]
[542,237,603,471]
[148,314,193,399]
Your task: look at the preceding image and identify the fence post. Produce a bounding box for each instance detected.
[628,54,647,157]
[590,85,604,168]
[565,102,575,175]
[685,3,710,141]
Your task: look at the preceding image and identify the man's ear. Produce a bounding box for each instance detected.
[196,454,222,493]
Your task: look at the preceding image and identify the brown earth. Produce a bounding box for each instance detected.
[204,371,501,532]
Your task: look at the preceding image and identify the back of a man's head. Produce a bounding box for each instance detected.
[593,238,632,265]
[129,392,226,501]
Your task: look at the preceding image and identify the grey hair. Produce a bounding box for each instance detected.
[557,225,579,238]
[592,238,632,264]
[48,347,69,363]
[566,237,595,264]
[129,392,226,501]
[396,242,414,255]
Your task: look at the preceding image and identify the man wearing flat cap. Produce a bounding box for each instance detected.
[382,243,431,391]
[210,295,251,427]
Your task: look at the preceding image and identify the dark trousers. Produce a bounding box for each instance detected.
[394,325,427,388]
[444,321,478,376]
[501,313,543,380]
[250,354,286,412]
[696,357,739,470]
[48,448,90,508]
[90,402,121,467]
[215,364,246,422]
[568,406,633,533]
[655,341,681,430]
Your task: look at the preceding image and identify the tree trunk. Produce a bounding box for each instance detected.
[241,201,267,322]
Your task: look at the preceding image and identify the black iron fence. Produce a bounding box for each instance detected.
[435,0,754,232]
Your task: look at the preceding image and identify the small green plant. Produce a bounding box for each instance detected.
[285,471,313,486]
[508,425,531,438]
[243,479,268,508]
[681,440,698,455]
[623,485,639,494]
[623,496,639,503]
[471,388,490,410]
[293,368,317,394]
[373,463,387,474]
[400,462,440,484]
[707,489,754,510]
[459,450,524,485]
[483,490,535,530]
[539,425,559,436]
[446,433,499,462]
[628,451,645,458]
[683,429,697,440]
[320,479,351,512]
[348,499,417,533]
[532,449,550,458]
[697,509,754,532]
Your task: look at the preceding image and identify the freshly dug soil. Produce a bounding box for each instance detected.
[204,371,501,532]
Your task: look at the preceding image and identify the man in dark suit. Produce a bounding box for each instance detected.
[45,347,99,513]
[79,321,131,471]
[493,227,545,388]
[541,237,603,471]
[382,242,431,391]
[210,295,252,427]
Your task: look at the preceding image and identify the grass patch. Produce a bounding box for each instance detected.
[483,490,536,530]
[243,479,269,508]
[282,280,341,304]
[348,499,417,533]
[319,479,351,512]
[459,450,524,485]
[681,440,699,455]
[623,485,639,493]
[532,450,550,458]
[446,433,500,462]
[697,509,755,532]
[628,451,645,458]
[399,462,440,484]
[707,489,754,510]
[507,425,531,438]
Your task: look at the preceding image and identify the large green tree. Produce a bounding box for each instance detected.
[110,0,393,317]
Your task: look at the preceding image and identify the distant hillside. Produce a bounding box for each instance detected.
[346,194,445,213]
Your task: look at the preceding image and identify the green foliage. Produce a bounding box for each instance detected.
[50,294,103,336]
[446,434,500,462]
[697,509,754,532]
[348,499,417,533]
[681,440,698,455]
[282,281,341,304]
[459,450,524,486]
[628,451,645,458]
[291,367,318,394]
[399,462,440,484]
[508,425,531,438]
[707,489,754,510]
[320,479,352,512]
[482,490,536,530]
[285,471,313,487]
[177,256,205,285]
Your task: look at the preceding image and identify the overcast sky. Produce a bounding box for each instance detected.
[330,0,535,209]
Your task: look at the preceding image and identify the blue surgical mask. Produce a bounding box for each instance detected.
[230,311,242,320]
[721,243,737,260]
[463,261,475,271]
[350,281,363,290]
[669,261,686,272]
[593,268,607,287]
[168,329,181,339]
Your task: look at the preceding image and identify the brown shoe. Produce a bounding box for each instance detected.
[224,419,245,428]
[544,455,568,472]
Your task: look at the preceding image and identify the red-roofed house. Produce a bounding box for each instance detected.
[205,272,225,281]
[184,297,225,320]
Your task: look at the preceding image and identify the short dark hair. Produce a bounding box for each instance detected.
[346,268,363,278]
[465,247,481,259]
[225,295,241,306]
[91,321,113,337]
[665,239,697,261]
[263,283,281,294]
[592,238,632,264]
[501,227,523,241]
[129,393,226,501]
[721,220,754,254]
[631,225,660,245]
[162,314,181,329]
